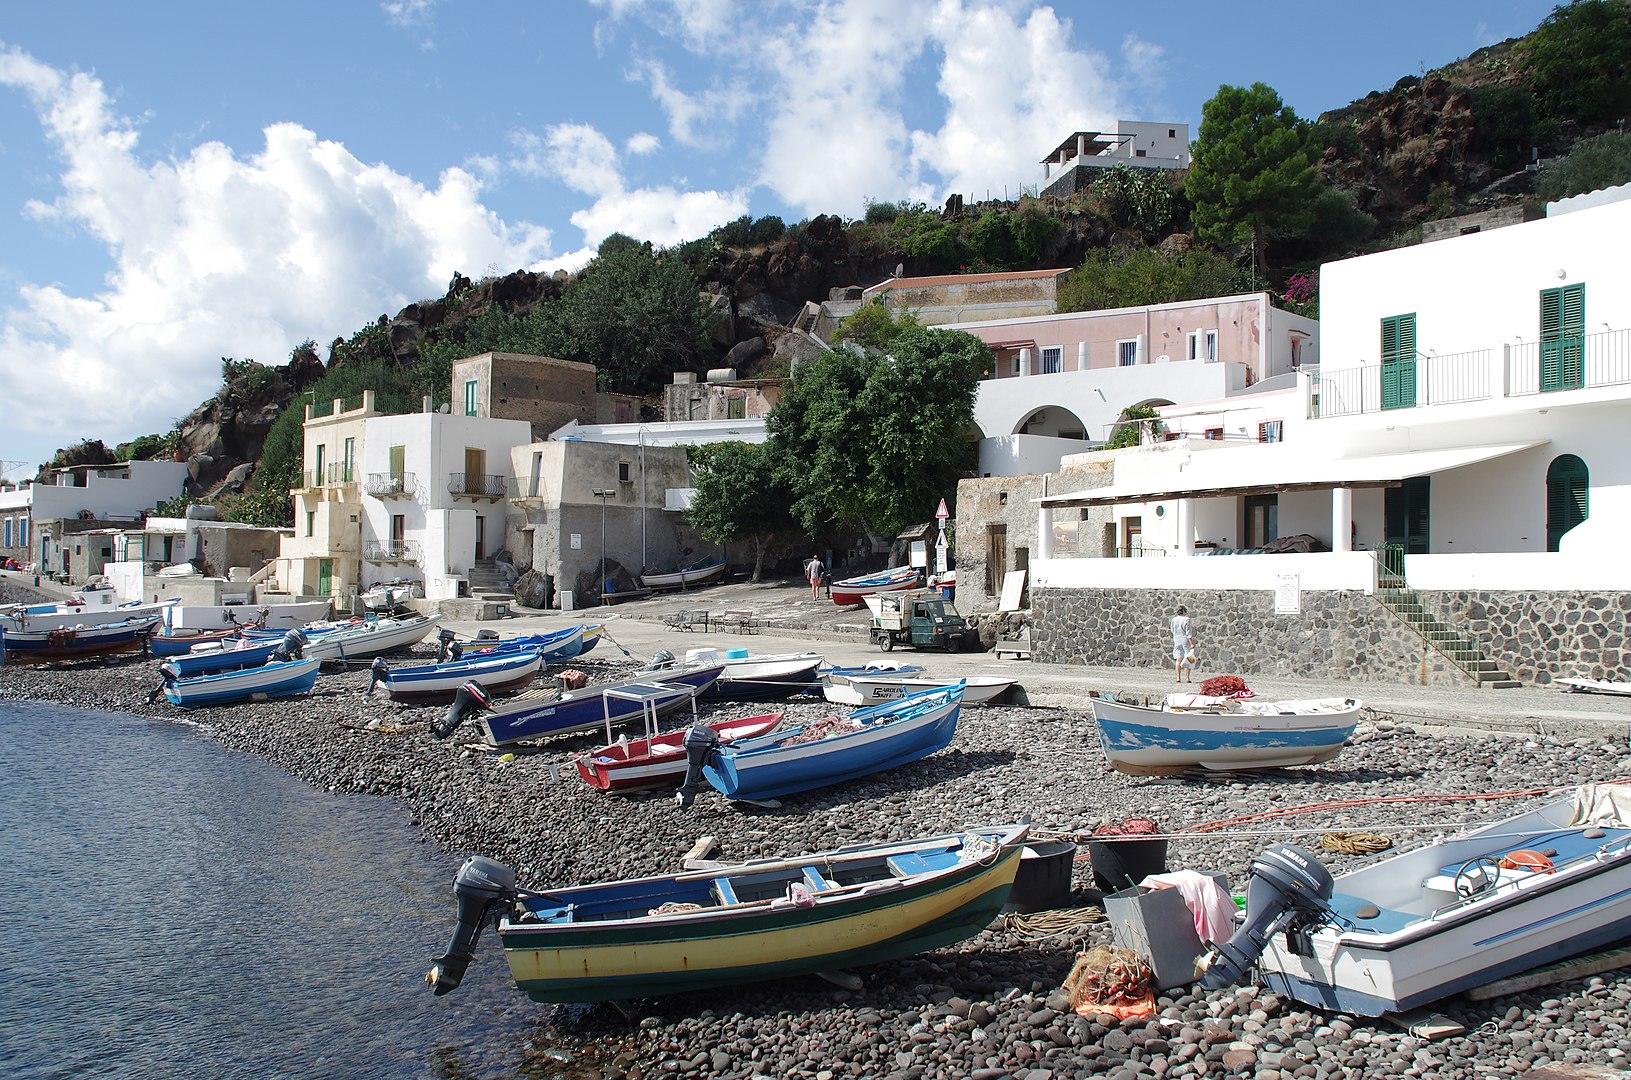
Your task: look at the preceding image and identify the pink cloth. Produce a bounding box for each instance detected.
[1139,871,1237,945]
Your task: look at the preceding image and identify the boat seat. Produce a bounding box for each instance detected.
[801,866,832,893]
[1433,827,1630,879]
[886,849,961,878]
[712,878,739,906]
[1325,892,1417,935]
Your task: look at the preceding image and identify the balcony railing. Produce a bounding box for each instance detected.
[448,472,507,499]
[364,472,416,499]
[363,540,421,563]
[1506,327,1631,397]
[301,464,357,487]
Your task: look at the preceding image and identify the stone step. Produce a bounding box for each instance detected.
[1484,679,1523,689]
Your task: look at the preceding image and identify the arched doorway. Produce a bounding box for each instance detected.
[1546,454,1588,551]
[1013,405,1088,440]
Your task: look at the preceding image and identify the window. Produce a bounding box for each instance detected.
[1134,148,1147,158]
[1546,454,1588,552]
[18,518,27,546]
[313,444,325,485]
[618,461,632,483]
[1540,283,1585,392]
[997,492,1007,506]
[1258,420,1283,443]
[1041,346,1062,374]
[3,519,10,547]
[1204,428,1224,441]
[463,379,479,416]
[1245,495,1279,547]
[1380,313,1417,409]
[1011,353,1025,376]
[305,511,315,537]
[1117,339,1139,366]
[1168,128,1176,138]
[1187,329,1218,362]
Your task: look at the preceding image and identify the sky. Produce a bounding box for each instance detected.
[0,0,1558,473]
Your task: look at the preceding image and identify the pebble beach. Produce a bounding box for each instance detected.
[8,644,1631,1080]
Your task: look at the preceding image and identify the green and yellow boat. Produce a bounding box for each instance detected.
[427,824,1029,1003]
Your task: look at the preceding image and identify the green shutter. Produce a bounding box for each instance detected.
[1546,454,1589,551]
[1380,313,1417,410]
[1540,284,1585,391]
[464,379,478,416]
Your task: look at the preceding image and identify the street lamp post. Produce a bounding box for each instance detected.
[592,488,616,604]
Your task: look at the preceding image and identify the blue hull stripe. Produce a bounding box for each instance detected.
[1097,717,1355,752]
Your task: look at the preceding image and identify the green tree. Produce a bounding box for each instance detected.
[1105,403,1163,450]
[830,301,921,351]
[1092,165,1177,241]
[1523,0,1631,128]
[685,442,795,581]
[539,245,709,392]
[1057,247,1252,312]
[1186,82,1321,262]
[1537,131,1631,200]
[769,326,986,537]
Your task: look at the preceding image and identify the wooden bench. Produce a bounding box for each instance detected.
[663,609,709,632]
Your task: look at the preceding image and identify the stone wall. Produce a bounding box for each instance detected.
[1032,585,1474,687]
[1424,589,1631,685]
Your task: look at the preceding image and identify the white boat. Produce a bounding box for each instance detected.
[822,673,1016,707]
[360,581,421,612]
[1204,784,1631,1016]
[1089,695,1361,776]
[696,651,824,701]
[1557,677,1631,697]
[640,557,726,589]
[293,613,442,662]
[368,649,544,702]
[0,593,179,632]
[161,599,333,631]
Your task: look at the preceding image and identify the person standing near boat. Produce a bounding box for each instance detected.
[1170,605,1196,683]
[804,555,824,600]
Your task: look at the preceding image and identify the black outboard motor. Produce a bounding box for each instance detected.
[425,855,517,996]
[1201,844,1335,989]
[434,681,492,740]
[366,656,389,697]
[674,723,722,809]
[646,648,677,672]
[436,628,460,663]
[272,629,306,662]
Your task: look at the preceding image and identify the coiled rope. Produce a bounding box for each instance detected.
[1320,831,1393,855]
[1000,906,1105,940]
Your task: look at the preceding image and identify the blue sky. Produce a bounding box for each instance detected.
[0,0,1556,471]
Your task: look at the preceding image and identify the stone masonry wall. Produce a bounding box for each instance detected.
[1033,586,1474,687]
[1423,590,1631,685]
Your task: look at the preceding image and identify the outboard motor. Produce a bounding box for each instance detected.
[434,681,492,740]
[436,628,461,663]
[646,648,677,672]
[674,723,722,809]
[425,855,517,996]
[1201,844,1335,989]
[272,629,306,662]
[366,656,389,697]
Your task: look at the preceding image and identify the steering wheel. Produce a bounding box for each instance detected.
[1452,856,1503,899]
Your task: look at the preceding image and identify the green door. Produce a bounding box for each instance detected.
[317,558,333,597]
[342,437,355,483]
[1380,313,1417,410]
[313,444,326,486]
[1540,284,1585,391]
[1384,476,1431,554]
[1546,454,1588,551]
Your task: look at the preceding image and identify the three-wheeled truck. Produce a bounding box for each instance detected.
[870,589,969,651]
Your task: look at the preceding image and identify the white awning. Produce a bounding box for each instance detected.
[1039,441,1547,508]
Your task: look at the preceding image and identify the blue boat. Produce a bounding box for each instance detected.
[161,657,322,707]
[819,662,924,679]
[148,627,245,658]
[437,661,726,746]
[703,682,964,801]
[459,625,584,663]
[160,640,282,679]
[0,617,159,665]
[1088,696,1361,776]
[368,649,543,703]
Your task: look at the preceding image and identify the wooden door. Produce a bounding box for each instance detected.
[985,524,1006,595]
[475,515,486,561]
[1121,516,1142,557]
[464,447,485,493]
[389,445,405,484]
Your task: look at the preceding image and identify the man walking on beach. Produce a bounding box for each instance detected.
[1170,605,1196,683]
[805,555,824,600]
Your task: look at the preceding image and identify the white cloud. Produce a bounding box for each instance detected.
[513,120,746,247]
[589,0,738,52]
[381,0,437,26]
[0,45,564,447]
[1121,33,1166,93]
[625,131,661,155]
[637,60,747,148]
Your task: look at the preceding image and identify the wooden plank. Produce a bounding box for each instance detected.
[1465,945,1631,1002]
[1385,1009,1465,1041]
[681,835,720,869]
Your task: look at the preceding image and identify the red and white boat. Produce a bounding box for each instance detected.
[829,566,920,607]
[576,712,784,793]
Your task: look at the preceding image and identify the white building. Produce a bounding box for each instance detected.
[0,460,188,574]
[1040,123,1190,198]
[356,409,532,600]
[1024,192,1631,685]
[550,417,769,447]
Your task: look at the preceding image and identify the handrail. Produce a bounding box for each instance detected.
[364,472,416,498]
[448,472,506,497]
[363,539,421,562]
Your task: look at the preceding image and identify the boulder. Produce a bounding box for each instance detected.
[700,291,735,346]
[735,291,785,332]
[215,462,255,496]
[513,569,552,610]
[773,329,829,368]
[723,336,766,369]
[1157,232,1194,258]
[186,453,215,483]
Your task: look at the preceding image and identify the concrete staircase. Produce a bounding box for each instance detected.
[1373,588,1521,688]
[466,559,514,602]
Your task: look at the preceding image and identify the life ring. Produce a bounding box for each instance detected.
[1498,849,1554,874]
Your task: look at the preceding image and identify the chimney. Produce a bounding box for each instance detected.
[422,395,433,413]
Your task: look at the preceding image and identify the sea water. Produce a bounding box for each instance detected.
[0,702,550,1079]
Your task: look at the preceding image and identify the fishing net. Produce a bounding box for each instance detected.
[558,669,590,690]
[648,901,704,916]
[1063,945,1156,1020]
[783,715,861,745]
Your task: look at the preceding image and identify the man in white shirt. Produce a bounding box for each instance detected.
[804,555,825,600]
[1170,605,1196,683]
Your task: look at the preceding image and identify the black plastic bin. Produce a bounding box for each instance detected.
[1003,841,1079,913]
[1088,836,1169,894]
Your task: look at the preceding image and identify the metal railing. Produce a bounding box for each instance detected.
[448,472,507,498]
[1421,349,1492,405]
[364,472,416,498]
[327,462,356,485]
[363,540,421,563]
[1311,366,1379,418]
[1507,327,1631,397]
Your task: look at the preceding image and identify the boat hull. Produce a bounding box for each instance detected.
[149,627,243,657]
[0,596,177,632]
[376,651,543,702]
[829,569,919,607]
[576,712,784,792]
[301,615,441,662]
[640,561,726,589]
[705,686,962,801]
[480,663,725,745]
[823,675,1015,707]
[704,656,823,701]
[163,657,321,707]
[0,618,158,664]
[497,828,1025,1002]
[1090,697,1359,775]
[161,640,281,679]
